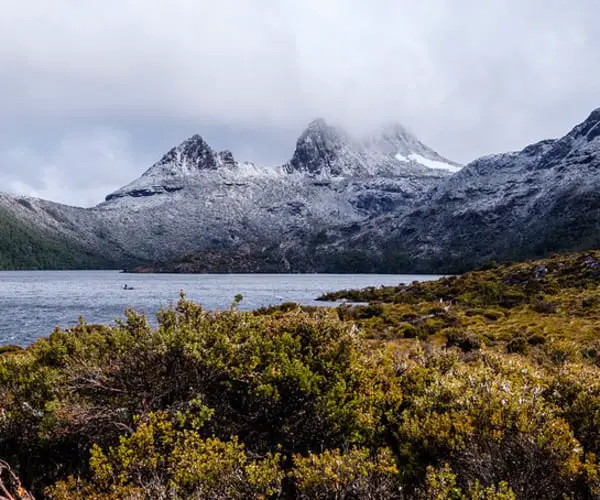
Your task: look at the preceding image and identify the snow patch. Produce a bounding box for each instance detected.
[394,153,409,162]
[408,153,461,173]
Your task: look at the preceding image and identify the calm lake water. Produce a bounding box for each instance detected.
[0,271,440,346]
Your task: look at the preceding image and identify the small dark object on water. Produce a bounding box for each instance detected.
[123,284,135,291]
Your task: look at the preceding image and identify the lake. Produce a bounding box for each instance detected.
[0,271,441,346]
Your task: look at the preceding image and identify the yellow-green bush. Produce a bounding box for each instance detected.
[47,410,284,499]
[389,347,598,498]
[292,447,400,499]
[4,250,600,498]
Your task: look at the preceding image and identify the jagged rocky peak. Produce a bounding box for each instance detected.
[218,150,236,166]
[104,135,238,202]
[526,106,600,171]
[570,107,600,142]
[105,116,461,204]
[153,134,220,173]
[287,118,461,176]
[288,118,353,175]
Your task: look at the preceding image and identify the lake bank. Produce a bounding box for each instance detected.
[0,271,441,346]
[2,250,600,498]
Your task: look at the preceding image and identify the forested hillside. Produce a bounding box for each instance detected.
[0,206,112,270]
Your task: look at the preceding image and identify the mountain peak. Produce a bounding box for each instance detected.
[306,117,329,130]
[185,133,205,143]
[586,107,600,123]
[378,122,412,139]
[287,118,460,176]
[155,134,218,171]
[219,150,236,166]
[556,107,600,143]
[574,107,600,142]
[106,117,459,204]
[104,134,233,201]
[300,118,349,143]
[288,119,352,175]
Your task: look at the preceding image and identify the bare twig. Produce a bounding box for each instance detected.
[0,460,34,500]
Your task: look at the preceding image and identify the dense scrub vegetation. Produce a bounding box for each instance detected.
[0,207,112,270]
[320,250,600,304]
[3,251,600,498]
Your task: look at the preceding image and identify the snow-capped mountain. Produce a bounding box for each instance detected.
[105,134,274,201]
[96,119,459,267]
[3,109,600,273]
[106,118,457,202]
[286,119,460,177]
[0,119,460,270]
[335,107,600,272]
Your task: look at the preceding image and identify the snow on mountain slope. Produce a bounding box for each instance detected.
[0,192,140,266]
[105,134,287,201]
[96,119,460,263]
[8,108,600,274]
[106,118,460,204]
[406,153,462,173]
[286,119,460,178]
[1,118,460,269]
[339,107,600,272]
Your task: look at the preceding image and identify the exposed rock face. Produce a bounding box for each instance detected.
[0,119,460,270]
[6,109,600,273]
[335,108,600,272]
[106,135,227,201]
[158,134,219,171]
[288,119,349,175]
[5,109,600,273]
[287,119,460,177]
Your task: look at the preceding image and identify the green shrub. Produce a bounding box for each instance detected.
[531,297,558,314]
[0,298,403,496]
[506,335,528,354]
[390,348,597,498]
[292,448,400,499]
[402,324,420,339]
[445,329,482,352]
[5,250,600,498]
[47,410,284,499]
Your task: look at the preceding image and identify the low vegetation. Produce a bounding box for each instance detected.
[0,207,111,270]
[3,250,600,498]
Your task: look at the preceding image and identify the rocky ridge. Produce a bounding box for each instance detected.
[330,108,600,272]
[0,119,459,270]
[5,108,599,274]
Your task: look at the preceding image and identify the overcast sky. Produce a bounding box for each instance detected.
[1,0,598,207]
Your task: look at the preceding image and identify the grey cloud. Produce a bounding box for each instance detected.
[0,0,598,205]
[0,128,149,207]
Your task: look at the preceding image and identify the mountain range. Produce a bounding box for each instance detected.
[331,107,600,272]
[0,109,598,273]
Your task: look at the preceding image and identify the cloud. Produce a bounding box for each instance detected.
[0,129,148,207]
[0,0,599,205]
